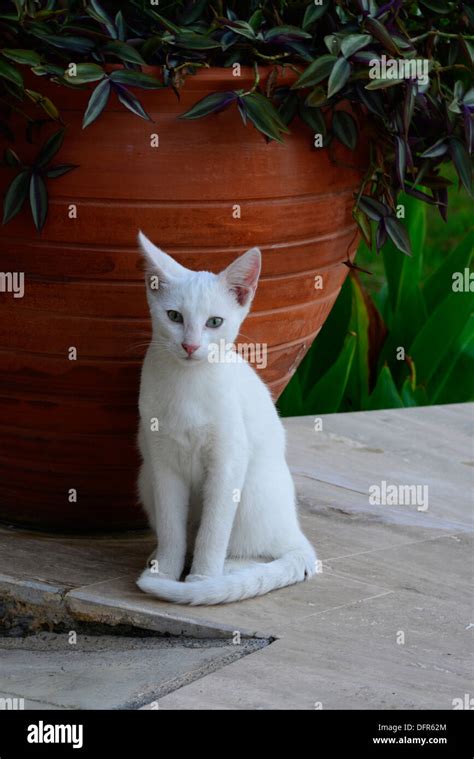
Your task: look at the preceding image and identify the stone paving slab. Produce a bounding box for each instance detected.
[153,589,470,711]
[65,571,387,639]
[0,632,266,710]
[286,404,473,528]
[0,527,153,589]
[0,404,472,709]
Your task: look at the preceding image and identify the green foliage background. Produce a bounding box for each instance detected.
[278,178,474,416]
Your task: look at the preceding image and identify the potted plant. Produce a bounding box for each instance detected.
[0,0,472,529]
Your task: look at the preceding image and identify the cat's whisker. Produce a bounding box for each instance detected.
[125,343,152,354]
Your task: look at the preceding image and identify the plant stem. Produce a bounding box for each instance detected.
[410,30,474,43]
[435,64,472,73]
[254,50,290,62]
[251,61,260,92]
[173,62,209,73]
[355,161,377,207]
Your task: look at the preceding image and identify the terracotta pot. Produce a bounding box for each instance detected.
[0,67,364,530]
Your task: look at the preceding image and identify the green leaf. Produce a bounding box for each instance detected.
[303,0,329,28]
[82,78,111,129]
[224,20,257,41]
[278,92,299,125]
[383,198,424,285]
[109,70,162,89]
[429,318,474,404]
[35,129,65,169]
[148,10,181,35]
[324,34,342,56]
[292,55,337,89]
[340,34,372,59]
[332,110,357,150]
[463,88,474,108]
[364,17,401,56]
[3,170,29,224]
[420,138,448,159]
[423,231,474,313]
[174,32,222,49]
[2,49,41,65]
[24,88,59,120]
[40,35,96,55]
[264,25,312,41]
[283,41,315,63]
[29,172,48,231]
[63,63,105,84]
[251,94,291,131]
[448,97,461,115]
[419,0,453,12]
[409,290,474,386]
[304,86,328,108]
[0,58,23,88]
[399,382,414,407]
[377,197,427,366]
[180,91,237,120]
[303,333,357,413]
[353,207,372,249]
[346,277,370,408]
[327,57,351,98]
[404,196,426,273]
[102,41,145,64]
[298,104,326,137]
[30,63,64,77]
[400,377,429,407]
[365,77,404,90]
[87,0,117,38]
[277,372,304,417]
[115,10,126,41]
[45,164,78,178]
[299,276,353,392]
[181,0,209,26]
[366,366,404,410]
[242,93,290,143]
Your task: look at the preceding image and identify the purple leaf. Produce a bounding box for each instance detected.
[113,83,152,121]
[395,136,406,189]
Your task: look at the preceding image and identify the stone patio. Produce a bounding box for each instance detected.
[0,404,472,710]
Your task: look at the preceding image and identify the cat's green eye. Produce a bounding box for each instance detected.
[167,310,183,324]
[206,316,224,329]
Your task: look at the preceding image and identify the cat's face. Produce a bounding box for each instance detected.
[139,232,261,365]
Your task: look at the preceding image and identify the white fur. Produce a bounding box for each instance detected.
[136,231,318,605]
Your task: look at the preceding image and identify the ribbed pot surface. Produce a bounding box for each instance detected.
[0,67,364,529]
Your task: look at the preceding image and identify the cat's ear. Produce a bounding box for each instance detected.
[138,231,186,284]
[221,247,261,307]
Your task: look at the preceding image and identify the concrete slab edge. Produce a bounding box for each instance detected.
[0,574,271,641]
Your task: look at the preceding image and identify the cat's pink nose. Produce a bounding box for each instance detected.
[182,343,199,356]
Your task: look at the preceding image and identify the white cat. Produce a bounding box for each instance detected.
[136,231,318,605]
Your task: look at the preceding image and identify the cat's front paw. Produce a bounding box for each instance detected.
[185,573,211,583]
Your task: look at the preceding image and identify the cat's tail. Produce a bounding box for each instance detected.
[136,545,318,605]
